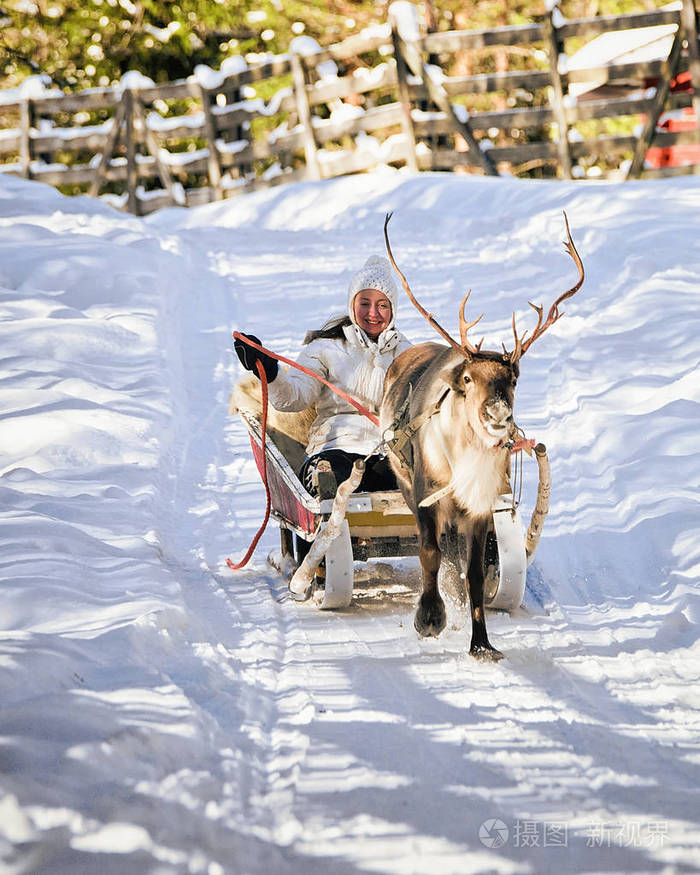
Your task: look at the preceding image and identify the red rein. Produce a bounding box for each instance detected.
[226,332,379,570]
[232,332,380,426]
[226,358,271,570]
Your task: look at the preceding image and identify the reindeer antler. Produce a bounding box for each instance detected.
[510,211,584,363]
[384,213,470,359]
[459,292,484,355]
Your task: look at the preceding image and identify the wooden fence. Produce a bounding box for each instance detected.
[1,0,698,214]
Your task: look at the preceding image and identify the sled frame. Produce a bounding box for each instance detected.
[238,410,527,612]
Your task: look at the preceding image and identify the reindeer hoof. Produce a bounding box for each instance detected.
[414,595,446,637]
[470,643,504,662]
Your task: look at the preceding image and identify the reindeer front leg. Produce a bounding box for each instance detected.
[467,520,504,661]
[414,507,447,637]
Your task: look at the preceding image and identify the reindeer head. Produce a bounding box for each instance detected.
[383,212,584,448]
[440,349,519,448]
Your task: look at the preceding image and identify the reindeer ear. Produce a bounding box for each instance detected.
[440,360,470,395]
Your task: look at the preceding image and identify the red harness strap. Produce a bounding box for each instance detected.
[227,332,380,570]
[232,331,380,426]
[226,358,271,570]
[511,437,536,454]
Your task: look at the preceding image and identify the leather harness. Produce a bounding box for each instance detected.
[384,384,451,473]
[383,384,533,510]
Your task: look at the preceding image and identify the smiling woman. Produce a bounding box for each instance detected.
[353,288,393,338]
[234,252,412,498]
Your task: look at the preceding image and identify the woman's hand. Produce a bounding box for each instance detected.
[234,333,278,382]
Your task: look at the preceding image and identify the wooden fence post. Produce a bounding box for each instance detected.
[132,97,181,206]
[199,84,224,200]
[397,32,497,176]
[19,98,32,179]
[389,19,419,171]
[681,0,700,140]
[543,8,573,179]
[627,24,684,178]
[123,88,139,214]
[291,52,321,180]
[89,97,127,198]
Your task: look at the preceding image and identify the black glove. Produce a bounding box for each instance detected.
[234,333,278,382]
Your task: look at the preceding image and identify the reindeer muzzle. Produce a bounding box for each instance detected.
[482,398,514,440]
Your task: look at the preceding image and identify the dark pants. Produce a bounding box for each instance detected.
[299,450,397,497]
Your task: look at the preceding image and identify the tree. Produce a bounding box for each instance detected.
[1,0,384,90]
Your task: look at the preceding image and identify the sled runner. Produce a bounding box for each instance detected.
[235,405,547,613]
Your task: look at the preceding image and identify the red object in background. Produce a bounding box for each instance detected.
[642,70,693,93]
[645,107,700,168]
[671,70,693,93]
[644,71,700,169]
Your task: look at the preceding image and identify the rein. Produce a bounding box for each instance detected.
[232,332,380,426]
[226,358,271,570]
[227,331,380,570]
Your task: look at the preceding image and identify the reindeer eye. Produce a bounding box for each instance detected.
[463,374,471,385]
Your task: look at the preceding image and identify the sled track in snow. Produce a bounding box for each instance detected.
[196,559,700,873]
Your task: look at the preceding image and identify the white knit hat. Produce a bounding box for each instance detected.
[347,255,399,328]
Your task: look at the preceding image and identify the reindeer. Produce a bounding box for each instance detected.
[380,213,584,660]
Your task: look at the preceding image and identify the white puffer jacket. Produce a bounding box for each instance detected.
[267,255,411,457]
[268,323,411,457]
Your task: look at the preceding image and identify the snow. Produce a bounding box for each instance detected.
[221,56,249,77]
[567,3,680,99]
[353,63,392,89]
[327,102,365,124]
[388,1,420,41]
[159,147,209,166]
[146,111,206,133]
[192,64,228,91]
[0,74,62,105]
[118,70,156,92]
[35,120,113,140]
[143,21,181,45]
[215,139,250,156]
[211,89,293,119]
[191,57,250,91]
[551,7,566,29]
[290,37,338,80]
[1,168,699,874]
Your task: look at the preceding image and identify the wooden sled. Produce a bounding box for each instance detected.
[235,405,548,613]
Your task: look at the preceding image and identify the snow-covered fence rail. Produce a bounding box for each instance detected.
[404,1,699,180]
[0,26,408,213]
[0,0,698,213]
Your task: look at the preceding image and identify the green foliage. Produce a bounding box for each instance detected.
[0,0,375,90]
[1,0,664,92]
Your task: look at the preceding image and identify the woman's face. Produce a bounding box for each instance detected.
[353,288,392,338]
